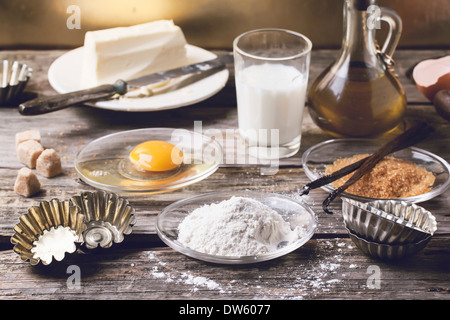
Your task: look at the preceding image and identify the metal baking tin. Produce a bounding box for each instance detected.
[342,198,437,244]
[70,191,136,249]
[10,199,86,265]
[0,60,32,105]
[346,227,432,260]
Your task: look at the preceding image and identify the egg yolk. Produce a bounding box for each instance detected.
[129,140,184,172]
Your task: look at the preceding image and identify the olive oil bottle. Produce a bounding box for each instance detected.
[308,0,406,138]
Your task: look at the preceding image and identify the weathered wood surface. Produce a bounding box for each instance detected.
[0,49,449,300]
[1,237,449,300]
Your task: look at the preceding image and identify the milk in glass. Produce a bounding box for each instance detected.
[236,63,307,147]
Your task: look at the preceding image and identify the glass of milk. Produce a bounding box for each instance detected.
[233,29,312,159]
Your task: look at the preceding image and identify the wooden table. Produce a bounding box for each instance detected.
[0,48,449,302]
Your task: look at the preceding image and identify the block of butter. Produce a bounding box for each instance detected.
[81,20,189,88]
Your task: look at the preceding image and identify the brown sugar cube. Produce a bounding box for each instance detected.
[16,140,44,169]
[14,168,41,197]
[15,129,41,147]
[36,149,62,178]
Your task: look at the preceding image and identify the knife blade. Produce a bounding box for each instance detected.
[18,53,233,115]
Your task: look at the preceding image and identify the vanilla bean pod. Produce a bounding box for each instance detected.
[300,124,433,196]
[299,157,368,196]
[321,122,434,214]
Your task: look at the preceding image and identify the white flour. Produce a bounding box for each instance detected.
[31,226,78,264]
[177,196,306,256]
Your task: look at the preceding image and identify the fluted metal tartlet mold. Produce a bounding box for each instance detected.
[342,198,437,244]
[347,227,432,260]
[10,199,86,265]
[0,60,32,105]
[70,191,136,249]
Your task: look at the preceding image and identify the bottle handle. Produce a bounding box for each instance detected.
[378,7,403,65]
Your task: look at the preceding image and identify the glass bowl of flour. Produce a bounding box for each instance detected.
[156,190,317,264]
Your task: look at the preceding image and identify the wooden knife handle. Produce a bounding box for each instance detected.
[18,80,127,115]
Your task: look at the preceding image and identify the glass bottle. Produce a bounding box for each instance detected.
[307,0,406,137]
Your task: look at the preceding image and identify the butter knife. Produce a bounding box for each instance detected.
[19,53,233,115]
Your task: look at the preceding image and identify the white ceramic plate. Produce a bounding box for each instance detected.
[47,45,229,112]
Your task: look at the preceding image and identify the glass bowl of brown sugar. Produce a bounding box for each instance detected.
[302,138,450,203]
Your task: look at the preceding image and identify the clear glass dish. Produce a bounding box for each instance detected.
[302,139,450,203]
[156,190,317,264]
[75,128,222,194]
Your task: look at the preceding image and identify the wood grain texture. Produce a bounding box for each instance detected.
[0,49,449,300]
[1,237,449,300]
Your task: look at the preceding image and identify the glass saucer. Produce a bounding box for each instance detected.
[156,190,318,264]
[302,138,450,203]
[75,128,223,194]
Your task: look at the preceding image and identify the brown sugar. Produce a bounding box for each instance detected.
[14,167,41,197]
[36,149,63,178]
[325,154,436,199]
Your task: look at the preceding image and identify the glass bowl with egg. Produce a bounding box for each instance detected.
[74,128,222,194]
[301,138,450,203]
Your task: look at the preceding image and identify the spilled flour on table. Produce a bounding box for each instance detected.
[148,252,228,293]
[146,186,357,298]
[147,239,359,299]
[252,240,357,299]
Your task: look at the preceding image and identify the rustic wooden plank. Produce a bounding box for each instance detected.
[1,48,446,104]
[0,50,449,170]
[1,49,449,301]
[1,98,449,164]
[1,236,448,300]
[1,102,449,172]
[2,165,449,239]
[1,49,449,240]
